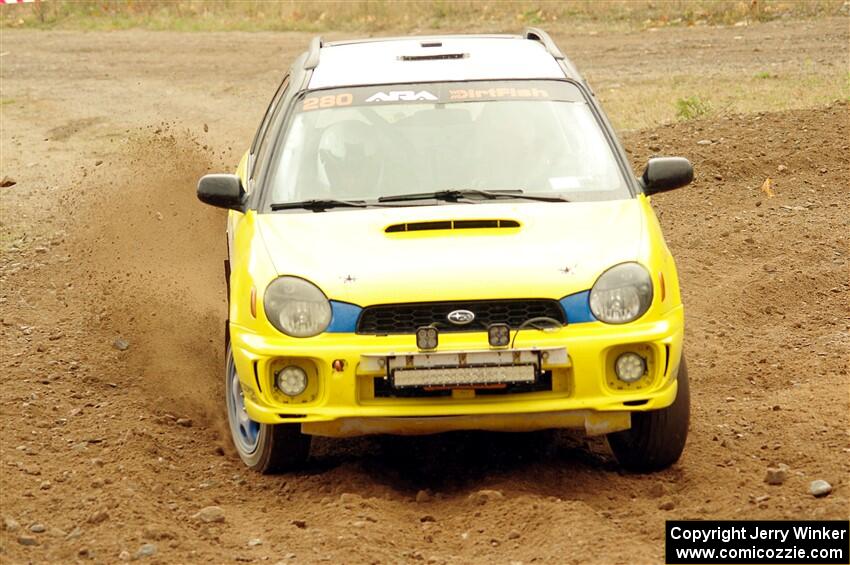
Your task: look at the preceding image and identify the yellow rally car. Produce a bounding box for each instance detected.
[197,30,694,473]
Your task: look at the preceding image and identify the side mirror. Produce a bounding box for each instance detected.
[197,174,245,211]
[640,157,693,195]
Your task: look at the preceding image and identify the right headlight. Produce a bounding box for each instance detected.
[263,276,332,337]
[589,263,653,324]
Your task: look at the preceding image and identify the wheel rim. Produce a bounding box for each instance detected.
[227,359,260,455]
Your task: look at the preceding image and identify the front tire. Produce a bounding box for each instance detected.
[225,344,310,473]
[607,357,690,472]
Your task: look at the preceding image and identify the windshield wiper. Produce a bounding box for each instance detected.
[377,189,569,204]
[270,199,368,212]
[272,190,569,211]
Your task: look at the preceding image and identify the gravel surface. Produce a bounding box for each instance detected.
[1,19,848,564]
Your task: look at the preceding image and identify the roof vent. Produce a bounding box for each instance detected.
[398,53,468,62]
[385,219,520,233]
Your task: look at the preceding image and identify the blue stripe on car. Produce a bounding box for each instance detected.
[560,290,596,324]
[327,300,362,333]
[329,295,593,333]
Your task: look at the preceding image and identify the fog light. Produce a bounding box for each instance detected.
[275,366,308,396]
[615,352,647,383]
[487,323,510,347]
[416,326,438,350]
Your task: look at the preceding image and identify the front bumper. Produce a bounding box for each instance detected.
[230,305,683,437]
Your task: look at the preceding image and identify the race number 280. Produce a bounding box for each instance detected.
[302,93,353,111]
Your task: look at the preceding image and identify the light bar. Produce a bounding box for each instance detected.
[393,364,535,388]
[359,347,569,374]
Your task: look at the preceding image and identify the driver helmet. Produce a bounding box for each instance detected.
[317,120,383,199]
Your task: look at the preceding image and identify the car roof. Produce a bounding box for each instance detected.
[306,34,571,90]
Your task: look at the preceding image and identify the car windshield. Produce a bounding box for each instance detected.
[264,80,630,208]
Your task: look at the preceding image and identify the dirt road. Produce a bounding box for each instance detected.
[1,18,848,564]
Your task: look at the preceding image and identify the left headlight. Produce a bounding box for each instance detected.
[263,276,332,337]
[589,263,653,324]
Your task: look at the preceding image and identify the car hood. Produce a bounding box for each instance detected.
[255,200,645,305]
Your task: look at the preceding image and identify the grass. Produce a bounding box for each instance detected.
[597,73,848,130]
[1,0,845,32]
[842,72,850,102]
[675,95,713,120]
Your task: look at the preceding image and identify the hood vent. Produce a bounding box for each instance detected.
[385,219,520,233]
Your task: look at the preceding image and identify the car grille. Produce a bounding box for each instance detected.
[356,299,566,334]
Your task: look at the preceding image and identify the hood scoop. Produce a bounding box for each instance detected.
[385,219,520,233]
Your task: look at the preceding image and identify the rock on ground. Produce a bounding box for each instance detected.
[192,506,225,523]
[809,480,832,497]
[765,464,789,485]
[468,490,504,505]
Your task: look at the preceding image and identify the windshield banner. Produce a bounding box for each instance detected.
[300,80,583,112]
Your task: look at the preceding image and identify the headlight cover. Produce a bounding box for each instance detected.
[263,276,332,337]
[589,263,653,324]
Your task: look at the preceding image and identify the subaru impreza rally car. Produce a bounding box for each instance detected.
[197,29,694,473]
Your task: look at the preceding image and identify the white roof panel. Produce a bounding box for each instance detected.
[308,36,565,89]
